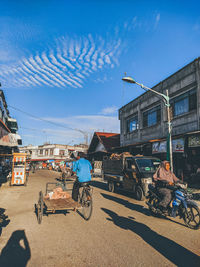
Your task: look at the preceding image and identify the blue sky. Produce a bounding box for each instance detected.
[1,0,200,146]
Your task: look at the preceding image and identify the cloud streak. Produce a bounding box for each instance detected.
[0,34,122,89]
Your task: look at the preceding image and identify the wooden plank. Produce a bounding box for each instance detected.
[44,198,79,210]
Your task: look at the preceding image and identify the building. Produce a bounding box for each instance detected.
[88,132,120,161]
[0,89,20,155]
[19,143,88,162]
[119,58,200,179]
[88,132,120,176]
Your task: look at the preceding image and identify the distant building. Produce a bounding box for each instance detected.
[119,57,200,178]
[19,143,88,162]
[88,132,120,161]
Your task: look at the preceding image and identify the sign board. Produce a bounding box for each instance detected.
[188,135,200,147]
[11,153,27,185]
[152,138,184,153]
[172,138,184,152]
[152,141,167,153]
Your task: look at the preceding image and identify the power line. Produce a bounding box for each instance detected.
[8,105,74,131]
[8,104,90,144]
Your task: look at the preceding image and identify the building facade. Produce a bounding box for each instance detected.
[119,58,200,179]
[0,90,20,154]
[19,143,88,162]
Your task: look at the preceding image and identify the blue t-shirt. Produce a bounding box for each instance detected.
[73,158,92,182]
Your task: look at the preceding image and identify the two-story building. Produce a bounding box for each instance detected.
[119,57,200,178]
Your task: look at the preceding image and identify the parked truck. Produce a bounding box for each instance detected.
[102,155,161,200]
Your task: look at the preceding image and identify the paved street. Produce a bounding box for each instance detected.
[0,170,199,267]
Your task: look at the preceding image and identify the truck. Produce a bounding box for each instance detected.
[102,155,161,200]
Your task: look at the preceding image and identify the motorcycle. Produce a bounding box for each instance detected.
[146,181,200,230]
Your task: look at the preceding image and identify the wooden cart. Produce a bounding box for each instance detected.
[36,181,93,224]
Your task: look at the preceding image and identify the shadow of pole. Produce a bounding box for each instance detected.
[102,208,200,267]
[0,230,31,267]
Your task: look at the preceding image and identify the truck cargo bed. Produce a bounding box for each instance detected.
[103,159,124,175]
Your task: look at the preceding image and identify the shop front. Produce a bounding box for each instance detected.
[152,138,185,179]
[185,133,200,183]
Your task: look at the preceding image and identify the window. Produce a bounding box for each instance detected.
[143,106,161,127]
[59,150,65,156]
[171,88,197,117]
[127,116,138,133]
[50,149,53,155]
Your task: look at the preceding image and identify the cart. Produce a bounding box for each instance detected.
[36,181,93,224]
[10,153,27,186]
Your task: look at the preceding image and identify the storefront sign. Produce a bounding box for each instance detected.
[172,138,184,152]
[152,141,167,153]
[0,125,18,147]
[152,138,184,153]
[188,135,200,147]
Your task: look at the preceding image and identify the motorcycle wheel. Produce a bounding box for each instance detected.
[183,203,200,230]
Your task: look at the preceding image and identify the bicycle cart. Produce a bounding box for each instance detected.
[36,181,93,224]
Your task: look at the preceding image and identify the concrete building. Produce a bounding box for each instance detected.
[119,58,200,179]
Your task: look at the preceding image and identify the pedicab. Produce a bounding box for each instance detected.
[35,180,93,224]
[10,153,28,186]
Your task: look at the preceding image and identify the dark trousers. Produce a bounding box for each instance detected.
[72,181,90,202]
[72,181,81,202]
[157,188,172,208]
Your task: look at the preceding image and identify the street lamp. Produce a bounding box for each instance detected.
[122,76,173,172]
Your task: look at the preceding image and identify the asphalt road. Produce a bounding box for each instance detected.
[0,170,199,267]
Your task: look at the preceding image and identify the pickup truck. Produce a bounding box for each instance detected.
[102,156,161,200]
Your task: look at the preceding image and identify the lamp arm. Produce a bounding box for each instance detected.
[136,81,170,106]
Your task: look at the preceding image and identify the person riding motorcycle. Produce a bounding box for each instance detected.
[153,160,180,213]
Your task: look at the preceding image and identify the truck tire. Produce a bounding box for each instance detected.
[135,186,145,201]
[108,181,115,192]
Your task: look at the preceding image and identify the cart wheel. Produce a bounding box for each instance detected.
[37,191,44,224]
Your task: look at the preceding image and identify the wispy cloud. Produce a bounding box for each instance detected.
[21,112,119,145]
[154,13,161,29]
[100,106,118,115]
[0,34,122,89]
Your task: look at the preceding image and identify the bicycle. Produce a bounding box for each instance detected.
[78,182,93,221]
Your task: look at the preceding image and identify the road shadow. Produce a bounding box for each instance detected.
[0,175,8,188]
[192,193,200,201]
[92,180,137,199]
[0,208,10,237]
[101,192,151,216]
[101,193,187,227]
[91,180,108,191]
[102,208,200,267]
[0,230,31,267]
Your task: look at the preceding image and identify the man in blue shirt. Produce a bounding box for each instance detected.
[72,152,92,202]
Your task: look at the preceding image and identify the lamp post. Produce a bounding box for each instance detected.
[122,76,173,172]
